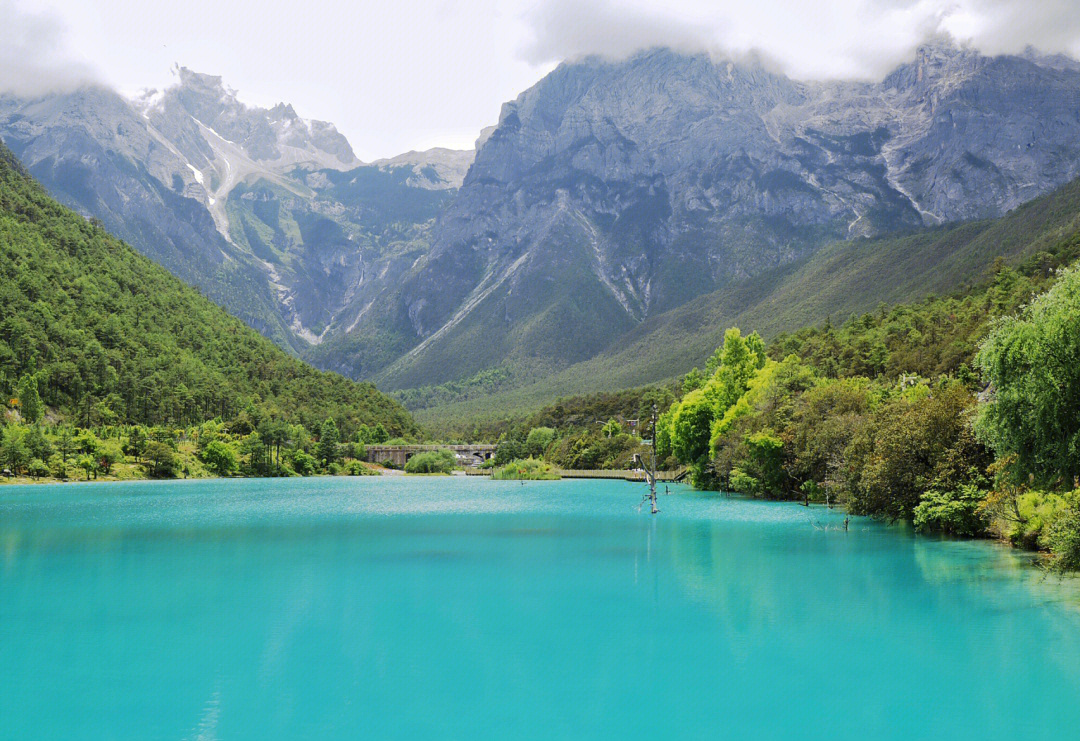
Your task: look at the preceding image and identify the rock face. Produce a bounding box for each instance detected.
[3,46,1080,393]
[346,44,1080,391]
[0,69,471,354]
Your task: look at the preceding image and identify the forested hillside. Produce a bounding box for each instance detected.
[475,234,1080,569]
[410,174,1080,432]
[0,141,416,438]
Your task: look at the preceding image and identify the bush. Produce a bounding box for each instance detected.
[491,458,561,480]
[291,450,317,476]
[49,455,68,480]
[729,468,759,495]
[404,449,456,474]
[913,484,990,537]
[525,427,556,458]
[1005,490,1067,549]
[27,458,49,479]
[1044,490,1080,573]
[345,460,377,476]
[143,441,177,478]
[493,440,526,466]
[200,440,238,477]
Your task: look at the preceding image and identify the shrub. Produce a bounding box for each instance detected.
[491,458,561,480]
[200,440,238,477]
[493,440,526,466]
[729,468,759,495]
[142,441,177,478]
[404,449,456,474]
[27,458,49,479]
[345,460,377,476]
[291,450,317,476]
[1044,490,1080,573]
[49,455,68,480]
[913,484,989,537]
[525,427,556,458]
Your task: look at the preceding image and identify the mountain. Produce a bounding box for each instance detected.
[0,140,417,436]
[5,45,1080,410]
[407,168,1080,434]
[0,68,473,353]
[323,43,1080,396]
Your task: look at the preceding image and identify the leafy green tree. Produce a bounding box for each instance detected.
[143,441,177,478]
[57,426,75,463]
[682,367,704,393]
[98,442,122,476]
[24,425,53,461]
[76,454,98,481]
[0,426,29,474]
[601,419,622,438]
[291,450,317,476]
[848,382,980,520]
[27,458,49,479]
[671,389,713,466]
[201,440,238,476]
[729,468,759,495]
[76,431,102,456]
[16,373,42,423]
[976,264,1080,488]
[371,424,390,444]
[240,434,271,476]
[318,419,341,465]
[743,431,787,497]
[494,438,526,466]
[49,455,68,480]
[525,426,556,458]
[655,406,675,461]
[124,426,147,459]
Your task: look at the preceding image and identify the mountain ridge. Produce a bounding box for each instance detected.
[323,43,1080,395]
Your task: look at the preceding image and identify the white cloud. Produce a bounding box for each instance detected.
[3,1,1079,156]
[521,0,1080,80]
[0,0,99,96]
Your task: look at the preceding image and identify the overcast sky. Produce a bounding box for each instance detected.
[5,0,1080,160]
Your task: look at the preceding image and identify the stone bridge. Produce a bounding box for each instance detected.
[365,444,498,468]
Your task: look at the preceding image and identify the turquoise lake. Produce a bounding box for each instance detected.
[3,476,1080,740]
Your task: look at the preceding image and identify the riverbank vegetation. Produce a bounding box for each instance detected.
[0,416,383,484]
[491,458,561,480]
[403,449,456,474]
[652,237,1080,570]
[0,141,417,484]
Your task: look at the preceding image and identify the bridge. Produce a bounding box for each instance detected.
[365,444,498,468]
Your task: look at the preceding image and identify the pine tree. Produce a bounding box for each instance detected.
[318,419,341,465]
[16,374,42,424]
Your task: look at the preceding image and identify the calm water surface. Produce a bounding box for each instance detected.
[2,476,1080,740]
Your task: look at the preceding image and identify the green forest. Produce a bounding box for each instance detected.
[0,141,416,482]
[474,229,1080,570]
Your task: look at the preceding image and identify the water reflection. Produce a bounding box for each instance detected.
[3,479,1080,740]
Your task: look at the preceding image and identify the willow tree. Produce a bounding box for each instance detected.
[976,265,1080,488]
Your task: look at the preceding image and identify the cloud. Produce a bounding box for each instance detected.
[521,0,1080,80]
[939,0,1080,57]
[0,1,100,96]
[521,0,715,64]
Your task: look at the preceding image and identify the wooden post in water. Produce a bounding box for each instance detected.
[634,406,660,514]
[650,405,660,514]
